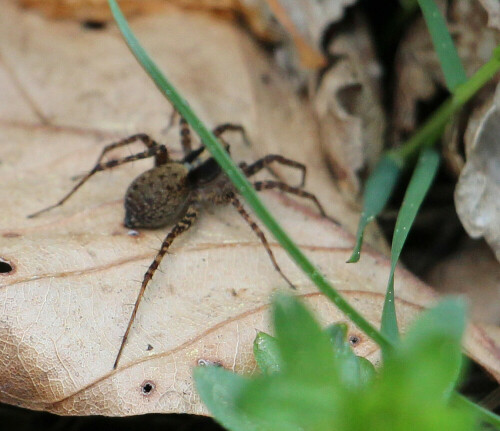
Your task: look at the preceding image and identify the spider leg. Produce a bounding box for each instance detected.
[94,133,169,167]
[113,205,199,369]
[231,197,296,290]
[163,109,178,136]
[242,155,307,187]
[71,134,168,181]
[212,123,250,147]
[28,146,166,218]
[179,117,193,156]
[253,180,328,218]
[182,122,248,164]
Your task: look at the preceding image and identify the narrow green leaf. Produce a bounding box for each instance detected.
[253,332,281,375]
[108,0,392,354]
[417,0,467,92]
[381,148,440,343]
[194,366,259,431]
[348,155,402,263]
[452,393,500,429]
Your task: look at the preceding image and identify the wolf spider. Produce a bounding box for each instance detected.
[29,117,328,369]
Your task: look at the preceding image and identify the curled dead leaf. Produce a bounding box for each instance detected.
[455,85,500,262]
[478,0,500,30]
[314,12,385,196]
[0,0,499,417]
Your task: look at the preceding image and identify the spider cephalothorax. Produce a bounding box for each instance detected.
[28,116,328,369]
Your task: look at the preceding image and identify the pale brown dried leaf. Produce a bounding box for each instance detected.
[455,85,500,262]
[17,0,279,41]
[478,0,500,30]
[0,0,499,417]
[314,12,385,196]
[426,239,500,324]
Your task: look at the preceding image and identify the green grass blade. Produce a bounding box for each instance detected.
[392,46,500,163]
[452,393,500,429]
[351,46,500,263]
[107,0,392,352]
[381,148,440,343]
[348,155,402,263]
[417,0,467,92]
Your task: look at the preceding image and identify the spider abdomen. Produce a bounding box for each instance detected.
[124,163,191,229]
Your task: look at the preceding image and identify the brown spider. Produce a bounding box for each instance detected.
[28,117,328,369]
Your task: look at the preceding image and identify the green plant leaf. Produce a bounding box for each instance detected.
[388,298,467,400]
[358,357,377,385]
[417,0,467,92]
[272,294,338,381]
[325,323,375,389]
[381,148,440,344]
[236,296,477,431]
[194,366,261,431]
[348,155,402,263]
[239,295,345,430]
[341,299,475,431]
[324,323,348,348]
[253,332,281,375]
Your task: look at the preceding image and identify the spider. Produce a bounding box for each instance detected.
[28,116,328,369]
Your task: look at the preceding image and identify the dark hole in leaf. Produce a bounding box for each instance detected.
[336,83,363,117]
[82,20,107,31]
[141,381,155,395]
[0,259,13,274]
[349,335,360,346]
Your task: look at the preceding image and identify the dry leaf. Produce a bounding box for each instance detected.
[478,0,500,30]
[263,0,327,70]
[270,0,359,88]
[426,238,500,324]
[314,12,385,196]
[0,0,499,417]
[17,0,280,41]
[454,85,500,262]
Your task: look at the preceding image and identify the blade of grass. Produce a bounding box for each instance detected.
[452,393,500,429]
[350,45,500,262]
[347,155,402,263]
[392,45,500,163]
[381,148,440,344]
[417,0,467,92]
[107,0,392,352]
